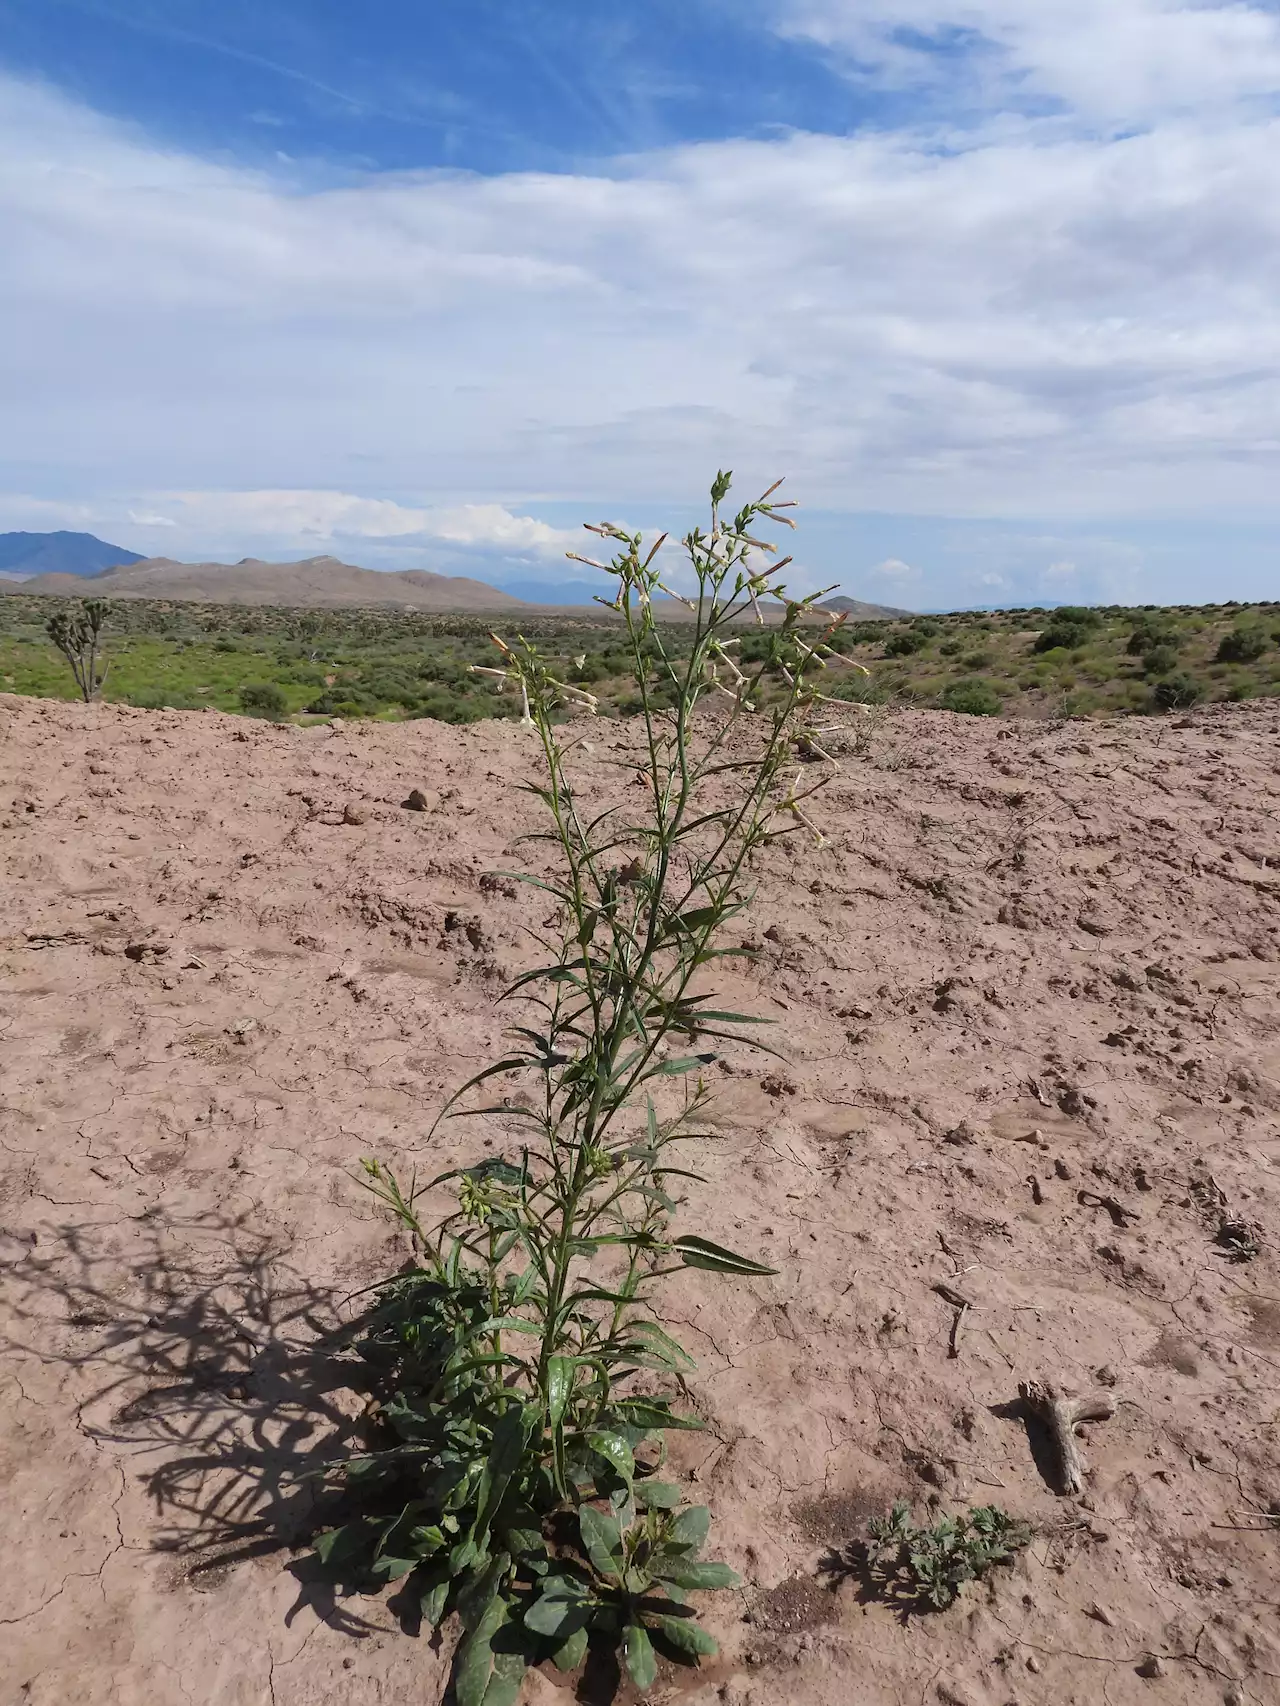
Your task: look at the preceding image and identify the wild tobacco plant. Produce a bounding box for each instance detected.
[310,473,864,1702]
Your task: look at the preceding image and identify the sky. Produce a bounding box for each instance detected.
[1,0,1278,609]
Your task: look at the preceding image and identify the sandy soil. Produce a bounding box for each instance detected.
[2,691,1279,1706]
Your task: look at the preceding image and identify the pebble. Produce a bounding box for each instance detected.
[1136,1655,1165,1680]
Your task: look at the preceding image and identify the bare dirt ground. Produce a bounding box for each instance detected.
[2,691,1279,1706]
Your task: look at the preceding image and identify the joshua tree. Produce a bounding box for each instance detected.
[46,600,111,702]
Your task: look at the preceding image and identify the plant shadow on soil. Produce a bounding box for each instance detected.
[2,1209,409,1639]
[1,1211,680,1701]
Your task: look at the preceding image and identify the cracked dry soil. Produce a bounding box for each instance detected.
[2,691,1279,1706]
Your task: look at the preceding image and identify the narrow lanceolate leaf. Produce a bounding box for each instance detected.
[644,1613,718,1658]
[672,1235,778,1276]
[623,1622,657,1691]
[653,1056,711,1077]
[546,1356,574,1431]
[613,1397,702,1433]
[621,1320,697,1371]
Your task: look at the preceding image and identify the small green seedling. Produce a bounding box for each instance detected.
[866,1501,1031,1610]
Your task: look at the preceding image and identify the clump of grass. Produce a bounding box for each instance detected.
[307,473,861,1702]
[865,1502,1031,1610]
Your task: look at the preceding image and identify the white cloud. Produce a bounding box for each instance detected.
[152,491,576,556]
[128,510,176,527]
[1,57,1279,570]
[868,556,921,580]
[772,2,1280,123]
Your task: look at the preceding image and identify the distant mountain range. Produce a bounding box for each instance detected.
[3,552,527,611]
[0,530,143,578]
[817,594,913,619]
[0,530,915,616]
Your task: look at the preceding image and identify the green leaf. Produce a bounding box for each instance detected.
[369,1555,418,1582]
[617,1320,696,1372]
[657,1560,741,1590]
[578,1505,624,1581]
[644,1612,718,1658]
[633,1480,683,1510]
[623,1622,657,1691]
[419,1572,450,1628]
[481,1650,526,1706]
[654,1056,710,1077]
[546,1356,574,1431]
[454,1581,510,1706]
[586,1430,635,1481]
[613,1397,702,1432]
[312,1516,383,1567]
[552,1626,588,1672]
[470,1410,532,1547]
[524,1592,591,1639]
[673,1235,778,1277]
[668,1505,712,1552]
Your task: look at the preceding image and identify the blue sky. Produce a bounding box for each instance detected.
[1,0,1278,607]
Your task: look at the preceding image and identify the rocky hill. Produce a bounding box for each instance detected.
[7,552,526,611]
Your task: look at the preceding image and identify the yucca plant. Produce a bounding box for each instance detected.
[309,473,863,1702]
[46,598,110,702]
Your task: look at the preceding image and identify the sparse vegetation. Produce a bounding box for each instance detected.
[307,474,855,1700]
[4,590,1280,723]
[865,1502,1031,1610]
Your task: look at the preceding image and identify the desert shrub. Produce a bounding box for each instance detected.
[307,475,860,1701]
[1126,618,1177,657]
[960,650,993,670]
[938,639,963,657]
[939,678,1001,716]
[865,1502,1031,1610]
[910,617,942,636]
[1152,672,1202,710]
[1141,644,1180,676]
[1033,621,1089,653]
[1216,627,1268,664]
[884,629,929,657]
[238,682,288,719]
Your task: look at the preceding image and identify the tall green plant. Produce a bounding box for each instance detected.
[310,473,862,1702]
[46,599,110,702]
